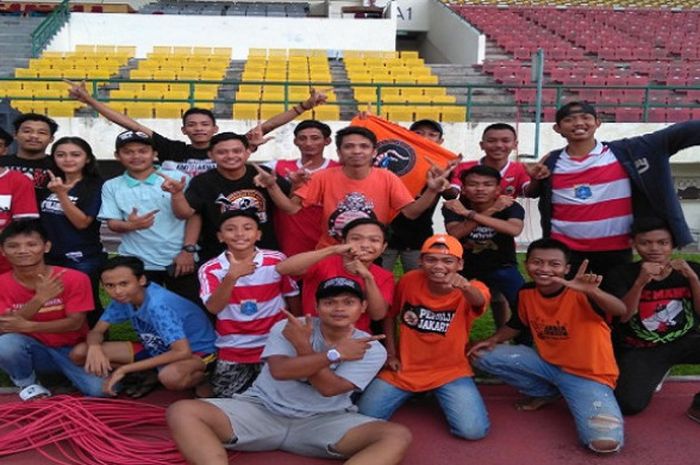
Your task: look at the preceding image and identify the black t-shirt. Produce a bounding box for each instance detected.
[39,177,103,260]
[387,198,437,250]
[185,165,282,262]
[0,154,53,202]
[152,132,214,177]
[442,197,525,276]
[603,261,700,349]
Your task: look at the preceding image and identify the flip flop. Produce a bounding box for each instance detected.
[122,371,160,399]
[19,384,51,402]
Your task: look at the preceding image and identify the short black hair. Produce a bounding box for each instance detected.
[13,113,58,135]
[218,209,261,229]
[341,217,387,242]
[100,255,145,279]
[335,126,377,149]
[525,238,571,263]
[482,123,517,139]
[0,219,48,246]
[294,120,332,138]
[209,132,249,150]
[182,108,216,126]
[0,126,12,145]
[555,101,598,124]
[631,217,674,242]
[459,164,502,184]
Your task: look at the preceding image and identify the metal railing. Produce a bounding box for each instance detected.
[30,0,71,58]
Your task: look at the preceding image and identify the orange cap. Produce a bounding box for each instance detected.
[420,234,463,258]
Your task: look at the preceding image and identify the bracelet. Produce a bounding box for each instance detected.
[465,210,476,221]
[292,105,302,115]
[299,101,311,111]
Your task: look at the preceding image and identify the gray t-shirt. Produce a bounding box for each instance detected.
[241,318,387,418]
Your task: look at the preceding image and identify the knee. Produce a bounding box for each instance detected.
[587,415,623,454]
[0,333,29,359]
[451,420,489,441]
[616,396,649,416]
[69,344,88,365]
[377,422,412,452]
[167,400,202,429]
[159,365,193,391]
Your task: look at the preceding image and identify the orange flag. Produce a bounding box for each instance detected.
[350,115,459,197]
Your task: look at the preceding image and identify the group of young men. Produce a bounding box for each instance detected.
[0,90,699,464]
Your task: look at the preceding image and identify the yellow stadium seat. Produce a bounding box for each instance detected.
[140,90,164,101]
[128,103,155,118]
[382,94,408,104]
[75,45,95,53]
[153,46,172,54]
[430,95,457,104]
[131,69,153,79]
[268,49,287,58]
[399,51,419,59]
[235,91,261,102]
[23,81,48,91]
[423,87,447,96]
[46,102,76,117]
[15,69,38,78]
[313,106,340,121]
[192,47,212,55]
[239,84,262,93]
[248,48,266,57]
[116,46,136,56]
[111,89,138,100]
[212,47,232,57]
[178,70,201,80]
[154,105,184,119]
[385,106,414,122]
[173,46,192,55]
[441,106,467,123]
[199,70,224,81]
[260,104,285,119]
[414,107,440,120]
[415,75,439,85]
[233,103,259,120]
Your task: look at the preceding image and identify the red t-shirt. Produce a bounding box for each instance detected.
[301,255,395,332]
[294,167,414,248]
[451,159,531,199]
[0,169,39,273]
[0,267,93,347]
[271,158,340,257]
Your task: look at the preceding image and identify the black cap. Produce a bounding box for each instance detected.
[315,277,365,302]
[218,208,260,228]
[555,101,598,124]
[0,126,12,146]
[410,119,443,137]
[115,130,155,150]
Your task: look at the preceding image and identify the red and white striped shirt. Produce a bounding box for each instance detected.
[199,249,299,363]
[450,159,531,198]
[550,142,633,252]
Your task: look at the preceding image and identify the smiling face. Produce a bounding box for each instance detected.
[480,128,517,164]
[14,120,53,157]
[182,113,218,146]
[0,232,50,269]
[115,142,156,175]
[633,229,673,265]
[337,134,376,168]
[209,139,250,174]
[343,223,386,264]
[101,266,147,305]
[525,248,570,291]
[316,292,367,329]
[294,127,331,160]
[420,252,463,286]
[554,110,601,145]
[217,215,261,253]
[52,142,88,177]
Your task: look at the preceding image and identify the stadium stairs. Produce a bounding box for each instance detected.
[0,16,43,76]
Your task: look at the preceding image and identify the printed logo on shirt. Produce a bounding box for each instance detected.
[374,139,416,176]
[0,194,11,213]
[41,193,77,215]
[327,192,377,240]
[466,225,498,254]
[240,300,258,316]
[215,190,268,223]
[140,332,169,357]
[9,298,64,315]
[504,185,516,196]
[8,166,50,188]
[401,303,455,335]
[530,317,569,339]
[161,159,216,177]
[574,184,592,200]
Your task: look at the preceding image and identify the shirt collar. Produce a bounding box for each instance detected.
[562,140,606,159]
[214,248,263,276]
[122,170,160,187]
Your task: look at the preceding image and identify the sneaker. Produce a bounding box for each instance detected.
[687,392,700,424]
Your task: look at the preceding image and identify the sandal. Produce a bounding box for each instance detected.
[19,384,51,401]
[121,371,160,399]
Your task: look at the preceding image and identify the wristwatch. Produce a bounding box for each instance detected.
[326,348,342,363]
[182,244,198,253]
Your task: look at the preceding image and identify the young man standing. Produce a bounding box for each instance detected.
[358,234,491,440]
[167,277,411,465]
[469,238,626,453]
[0,220,104,399]
[267,119,339,257]
[70,256,217,397]
[602,217,700,418]
[0,113,57,197]
[534,101,700,275]
[99,130,200,303]
[261,126,450,249]
[443,165,525,327]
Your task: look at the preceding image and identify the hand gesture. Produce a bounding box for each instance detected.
[304,87,331,109]
[466,338,497,358]
[385,354,401,372]
[524,162,551,180]
[286,160,314,186]
[0,314,33,333]
[638,261,669,285]
[492,194,515,212]
[64,79,92,104]
[333,243,358,259]
[156,172,186,195]
[670,259,698,281]
[425,157,457,193]
[126,207,158,231]
[448,273,471,291]
[281,309,313,352]
[47,171,78,196]
[443,199,471,217]
[335,334,385,362]
[245,122,274,149]
[344,258,372,279]
[551,259,602,295]
[103,367,126,396]
[172,250,195,277]
[226,252,256,280]
[34,270,65,303]
[252,163,277,189]
[85,346,112,377]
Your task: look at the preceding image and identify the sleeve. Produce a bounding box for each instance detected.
[389,175,415,212]
[450,162,468,188]
[388,275,407,318]
[334,339,387,390]
[281,273,300,297]
[375,269,395,307]
[61,270,94,314]
[514,162,531,196]
[184,175,206,213]
[153,133,185,163]
[99,302,130,325]
[149,304,188,347]
[0,277,13,313]
[506,289,528,331]
[506,202,526,221]
[468,279,490,317]
[635,120,700,158]
[75,180,102,218]
[442,202,467,225]
[10,173,38,219]
[294,173,323,207]
[260,320,297,358]
[97,181,122,221]
[198,261,222,302]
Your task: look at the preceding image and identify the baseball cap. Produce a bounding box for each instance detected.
[555,101,598,124]
[420,234,463,258]
[409,119,443,137]
[315,277,365,302]
[115,130,154,150]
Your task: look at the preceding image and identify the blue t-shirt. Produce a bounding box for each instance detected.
[40,177,103,261]
[101,282,216,357]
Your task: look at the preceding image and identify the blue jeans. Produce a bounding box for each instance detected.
[0,333,105,397]
[473,344,624,451]
[357,376,489,440]
[472,266,525,310]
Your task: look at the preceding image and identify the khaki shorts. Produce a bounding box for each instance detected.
[204,396,381,459]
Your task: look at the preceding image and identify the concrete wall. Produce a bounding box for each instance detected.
[420,0,484,66]
[47,13,397,59]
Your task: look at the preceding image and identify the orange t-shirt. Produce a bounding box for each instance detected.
[294,167,414,248]
[379,270,490,392]
[516,284,619,388]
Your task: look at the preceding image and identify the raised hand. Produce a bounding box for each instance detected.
[47,171,78,196]
[35,270,66,303]
[448,273,471,291]
[443,199,471,217]
[252,163,277,189]
[126,207,158,231]
[344,258,372,279]
[304,87,331,109]
[286,160,315,186]
[670,259,698,281]
[638,261,670,284]
[64,78,92,103]
[245,122,274,149]
[425,160,454,193]
[226,252,256,280]
[492,194,515,212]
[524,162,551,180]
[156,172,186,195]
[551,259,602,294]
[335,334,385,362]
[281,309,313,352]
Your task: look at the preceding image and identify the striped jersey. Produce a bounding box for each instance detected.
[199,248,299,363]
[550,142,632,252]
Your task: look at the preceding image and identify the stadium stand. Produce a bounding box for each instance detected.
[139,1,310,17]
[445,0,699,8]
